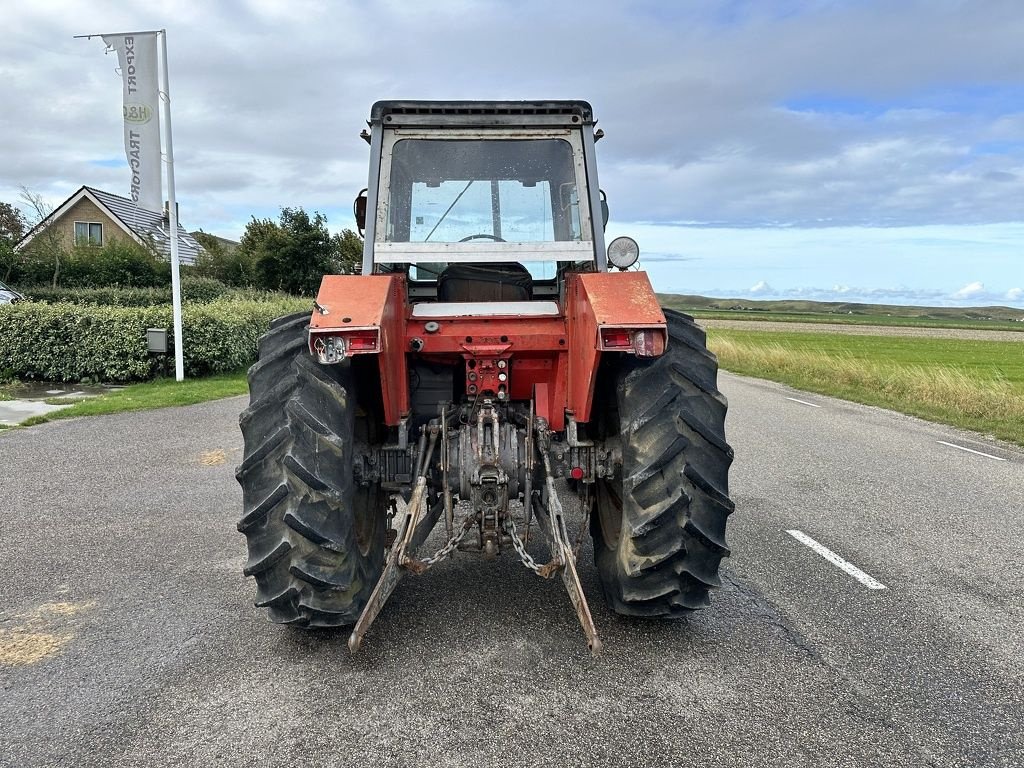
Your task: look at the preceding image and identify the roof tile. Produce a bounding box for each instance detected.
[86,186,205,265]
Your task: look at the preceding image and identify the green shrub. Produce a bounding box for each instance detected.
[0,297,309,382]
[193,233,255,287]
[11,239,183,288]
[60,241,170,288]
[18,284,171,306]
[14,279,288,307]
[9,246,63,286]
[180,275,230,303]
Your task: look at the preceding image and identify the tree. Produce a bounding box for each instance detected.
[193,230,255,287]
[0,201,26,245]
[333,228,363,275]
[0,201,27,282]
[241,207,355,296]
[19,187,66,288]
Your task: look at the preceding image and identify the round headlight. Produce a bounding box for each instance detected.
[607,236,640,269]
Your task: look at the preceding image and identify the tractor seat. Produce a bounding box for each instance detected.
[437,262,532,302]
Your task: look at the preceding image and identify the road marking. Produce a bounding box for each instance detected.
[785,530,887,590]
[785,397,821,408]
[935,440,1006,462]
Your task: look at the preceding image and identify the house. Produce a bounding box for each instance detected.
[15,186,206,265]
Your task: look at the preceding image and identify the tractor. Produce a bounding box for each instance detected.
[237,101,734,654]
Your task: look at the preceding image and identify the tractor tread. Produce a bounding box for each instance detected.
[237,314,385,628]
[236,483,289,533]
[593,308,735,617]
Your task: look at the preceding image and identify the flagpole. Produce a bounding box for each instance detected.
[158,29,184,381]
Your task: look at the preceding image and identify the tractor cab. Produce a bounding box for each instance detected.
[354,101,629,303]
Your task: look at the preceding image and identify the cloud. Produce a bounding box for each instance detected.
[619,219,1024,308]
[635,251,699,263]
[953,281,986,299]
[699,282,1024,308]
[0,1,1022,314]
[1,1,1023,237]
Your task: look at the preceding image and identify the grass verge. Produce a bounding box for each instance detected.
[708,330,1024,445]
[7,371,249,430]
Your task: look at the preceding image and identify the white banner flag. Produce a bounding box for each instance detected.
[102,33,162,212]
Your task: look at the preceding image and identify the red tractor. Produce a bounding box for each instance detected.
[237,101,734,654]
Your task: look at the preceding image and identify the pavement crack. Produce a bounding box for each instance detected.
[720,571,823,661]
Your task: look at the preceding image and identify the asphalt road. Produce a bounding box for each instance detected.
[1,372,1022,767]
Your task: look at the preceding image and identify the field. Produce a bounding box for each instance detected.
[657,293,1024,444]
[660,293,1024,332]
[706,328,1024,445]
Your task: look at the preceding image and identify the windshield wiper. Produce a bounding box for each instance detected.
[424,180,474,242]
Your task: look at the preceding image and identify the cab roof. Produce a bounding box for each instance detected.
[369,100,595,128]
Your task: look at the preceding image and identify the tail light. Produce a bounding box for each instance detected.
[600,328,632,348]
[310,329,380,364]
[343,331,379,352]
[599,326,666,357]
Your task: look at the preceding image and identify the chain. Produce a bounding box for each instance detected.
[505,515,554,576]
[414,517,474,568]
[407,511,576,577]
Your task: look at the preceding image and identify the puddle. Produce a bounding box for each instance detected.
[5,382,125,401]
[0,382,124,426]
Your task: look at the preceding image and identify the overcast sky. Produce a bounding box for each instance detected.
[2,0,1022,306]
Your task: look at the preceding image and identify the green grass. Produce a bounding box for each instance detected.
[6,371,249,429]
[708,329,1024,445]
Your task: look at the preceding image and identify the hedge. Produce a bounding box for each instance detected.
[18,285,172,307]
[0,297,309,382]
[16,278,293,307]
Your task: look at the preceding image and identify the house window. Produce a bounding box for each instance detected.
[74,221,103,245]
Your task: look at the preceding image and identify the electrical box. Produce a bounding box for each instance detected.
[147,328,168,354]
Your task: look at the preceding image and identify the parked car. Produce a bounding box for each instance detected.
[0,280,24,304]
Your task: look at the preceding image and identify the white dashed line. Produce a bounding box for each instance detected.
[935,440,1006,462]
[785,530,887,590]
[785,397,821,408]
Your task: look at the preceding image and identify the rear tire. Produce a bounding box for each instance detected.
[592,308,735,615]
[236,313,386,627]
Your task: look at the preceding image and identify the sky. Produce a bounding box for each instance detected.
[1,0,1022,307]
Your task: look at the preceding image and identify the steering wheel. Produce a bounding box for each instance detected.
[459,234,506,242]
